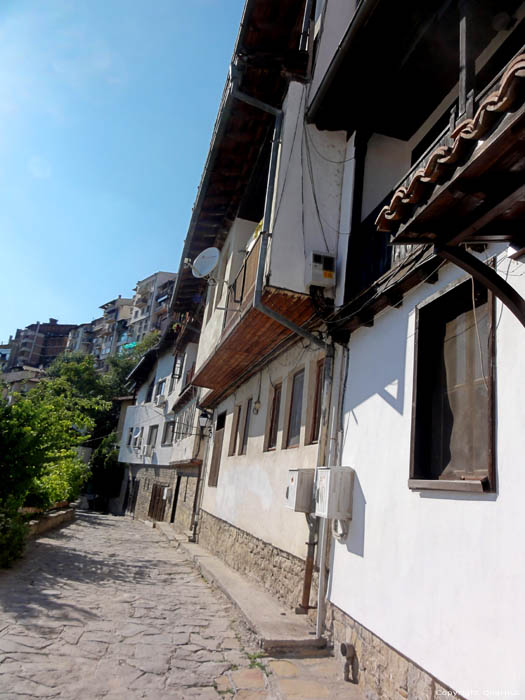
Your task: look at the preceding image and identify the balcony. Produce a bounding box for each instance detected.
[192,235,314,404]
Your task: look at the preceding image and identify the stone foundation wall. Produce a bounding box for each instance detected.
[173,476,197,535]
[28,509,75,537]
[327,603,463,700]
[198,510,317,611]
[127,465,178,524]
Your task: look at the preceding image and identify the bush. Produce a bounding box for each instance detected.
[0,503,28,568]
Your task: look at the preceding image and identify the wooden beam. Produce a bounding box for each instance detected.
[435,245,525,328]
[447,183,525,245]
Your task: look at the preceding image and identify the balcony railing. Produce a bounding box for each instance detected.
[223,235,261,337]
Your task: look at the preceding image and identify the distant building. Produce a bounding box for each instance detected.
[91,296,133,370]
[66,323,94,355]
[128,272,177,344]
[7,319,77,370]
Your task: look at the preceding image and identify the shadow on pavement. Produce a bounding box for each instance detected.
[0,512,163,625]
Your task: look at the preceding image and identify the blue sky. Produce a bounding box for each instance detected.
[0,0,244,342]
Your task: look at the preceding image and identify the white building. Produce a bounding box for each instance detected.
[128,271,177,344]
[117,1,525,697]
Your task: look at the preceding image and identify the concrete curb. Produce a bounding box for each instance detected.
[154,522,326,654]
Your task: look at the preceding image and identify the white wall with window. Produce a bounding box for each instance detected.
[200,340,326,558]
[331,248,525,696]
[119,349,175,467]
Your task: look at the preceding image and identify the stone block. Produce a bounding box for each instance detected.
[231,668,266,689]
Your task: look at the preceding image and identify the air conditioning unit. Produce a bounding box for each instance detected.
[155,395,166,406]
[305,251,336,289]
[285,469,315,513]
[314,467,355,520]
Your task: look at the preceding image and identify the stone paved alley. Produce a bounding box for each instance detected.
[0,513,362,699]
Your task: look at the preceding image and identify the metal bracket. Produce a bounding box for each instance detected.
[435,245,525,328]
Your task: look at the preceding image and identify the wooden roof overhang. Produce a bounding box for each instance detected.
[375,52,525,327]
[307,0,522,138]
[193,286,316,409]
[169,459,202,477]
[171,0,308,315]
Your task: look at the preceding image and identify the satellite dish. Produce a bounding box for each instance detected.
[191,247,220,279]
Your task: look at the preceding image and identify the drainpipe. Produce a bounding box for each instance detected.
[234,82,333,628]
[315,343,334,639]
[232,88,326,352]
[191,399,213,543]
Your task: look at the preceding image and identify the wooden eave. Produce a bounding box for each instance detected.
[308,0,521,137]
[376,49,525,244]
[192,287,315,405]
[172,0,308,315]
[330,248,442,335]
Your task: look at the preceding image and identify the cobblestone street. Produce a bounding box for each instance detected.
[0,513,361,699]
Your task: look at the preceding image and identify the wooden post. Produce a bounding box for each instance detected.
[459,0,475,119]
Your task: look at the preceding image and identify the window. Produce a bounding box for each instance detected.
[239,399,252,455]
[410,279,495,492]
[310,360,325,444]
[173,354,184,380]
[145,380,154,403]
[208,412,226,487]
[228,405,241,456]
[133,427,144,448]
[162,421,175,445]
[155,379,166,398]
[286,370,305,447]
[267,383,282,450]
[126,427,133,446]
[147,425,158,447]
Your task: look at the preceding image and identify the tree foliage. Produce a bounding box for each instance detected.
[0,331,160,565]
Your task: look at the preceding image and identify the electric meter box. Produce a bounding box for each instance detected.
[305,251,336,289]
[315,467,355,520]
[285,469,315,513]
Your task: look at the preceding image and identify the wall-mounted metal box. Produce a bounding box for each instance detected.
[285,468,315,513]
[305,251,336,289]
[315,467,355,519]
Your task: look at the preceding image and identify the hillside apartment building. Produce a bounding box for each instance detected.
[118,1,525,698]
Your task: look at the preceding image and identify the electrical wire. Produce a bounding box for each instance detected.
[303,127,331,252]
[305,126,356,165]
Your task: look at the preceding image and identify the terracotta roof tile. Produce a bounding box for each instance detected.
[376,53,525,233]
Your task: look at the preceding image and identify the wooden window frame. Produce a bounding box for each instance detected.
[162,420,175,446]
[409,276,496,493]
[265,383,282,451]
[286,369,305,449]
[239,398,252,456]
[308,359,325,445]
[154,379,166,398]
[208,411,226,487]
[147,424,159,447]
[228,404,242,456]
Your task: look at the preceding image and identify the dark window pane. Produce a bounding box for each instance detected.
[240,399,252,455]
[414,280,492,484]
[311,360,324,443]
[287,370,304,447]
[268,384,282,449]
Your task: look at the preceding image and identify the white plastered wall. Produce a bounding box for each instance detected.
[309,0,358,106]
[268,81,347,294]
[194,217,256,376]
[201,341,325,559]
[331,248,525,697]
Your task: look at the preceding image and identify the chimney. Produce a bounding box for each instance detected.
[49,318,57,325]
